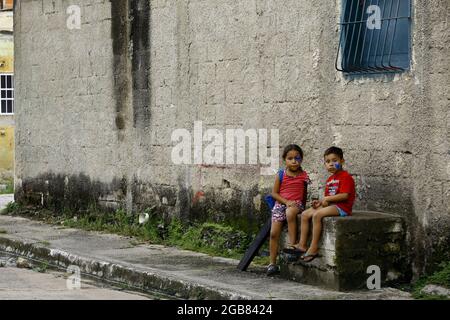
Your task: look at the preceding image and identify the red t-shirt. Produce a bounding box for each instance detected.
[325,170,355,215]
[279,170,309,202]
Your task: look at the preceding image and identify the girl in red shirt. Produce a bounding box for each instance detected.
[267,144,309,276]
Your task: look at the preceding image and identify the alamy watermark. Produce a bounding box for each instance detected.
[366,5,382,30]
[66,265,81,290]
[171,121,280,175]
[366,265,381,290]
[64,3,381,31]
[66,5,81,30]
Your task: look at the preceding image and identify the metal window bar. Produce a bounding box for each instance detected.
[0,74,14,115]
[336,0,411,74]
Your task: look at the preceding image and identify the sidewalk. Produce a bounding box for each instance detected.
[0,202,412,299]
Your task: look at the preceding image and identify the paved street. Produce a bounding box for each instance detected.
[0,194,13,210]
[0,193,153,301]
[0,262,152,300]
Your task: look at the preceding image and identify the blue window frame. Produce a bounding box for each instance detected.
[336,0,412,74]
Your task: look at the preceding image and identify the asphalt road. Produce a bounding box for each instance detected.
[0,262,152,300]
[0,194,154,300]
[0,194,13,210]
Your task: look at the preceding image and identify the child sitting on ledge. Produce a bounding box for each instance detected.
[267,144,309,276]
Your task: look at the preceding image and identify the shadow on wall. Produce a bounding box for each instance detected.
[14,171,271,234]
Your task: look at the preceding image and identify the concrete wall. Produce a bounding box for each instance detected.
[14,0,449,276]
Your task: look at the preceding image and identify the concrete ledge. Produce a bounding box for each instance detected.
[280,211,409,291]
[0,215,412,299]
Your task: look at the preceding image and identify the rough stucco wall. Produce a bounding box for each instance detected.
[14,0,449,275]
[410,0,450,273]
[14,0,125,209]
[315,0,450,275]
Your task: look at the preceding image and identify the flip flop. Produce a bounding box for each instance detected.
[282,245,306,256]
[301,252,319,262]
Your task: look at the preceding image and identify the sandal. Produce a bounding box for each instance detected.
[301,252,319,262]
[266,264,280,276]
[282,245,306,256]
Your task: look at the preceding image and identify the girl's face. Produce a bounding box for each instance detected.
[284,150,302,172]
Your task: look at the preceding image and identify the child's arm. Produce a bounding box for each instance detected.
[271,174,295,207]
[322,193,349,207]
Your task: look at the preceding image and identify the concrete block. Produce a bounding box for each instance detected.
[280,211,407,291]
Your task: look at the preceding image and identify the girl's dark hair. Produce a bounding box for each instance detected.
[282,144,304,160]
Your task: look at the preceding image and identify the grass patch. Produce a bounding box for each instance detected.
[411,261,450,300]
[33,261,49,273]
[0,179,13,195]
[0,229,7,234]
[165,220,254,259]
[1,201,20,215]
[4,204,268,264]
[252,255,270,266]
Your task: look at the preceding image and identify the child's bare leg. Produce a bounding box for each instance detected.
[299,208,315,251]
[269,221,284,265]
[286,206,300,246]
[308,206,340,254]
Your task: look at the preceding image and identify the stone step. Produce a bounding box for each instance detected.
[280,211,408,291]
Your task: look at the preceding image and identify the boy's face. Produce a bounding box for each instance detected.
[324,153,344,174]
[285,150,302,172]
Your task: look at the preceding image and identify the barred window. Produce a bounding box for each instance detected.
[0,74,14,115]
[336,0,411,74]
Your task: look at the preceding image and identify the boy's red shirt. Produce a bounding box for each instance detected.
[325,170,355,215]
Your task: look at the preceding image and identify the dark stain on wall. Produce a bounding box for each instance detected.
[424,217,450,274]
[110,0,151,131]
[15,173,126,213]
[110,0,129,130]
[130,0,151,129]
[187,185,266,234]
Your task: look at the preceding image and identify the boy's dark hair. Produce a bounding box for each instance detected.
[324,146,344,159]
[282,144,304,160]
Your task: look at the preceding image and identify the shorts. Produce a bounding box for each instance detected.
[334,205,349,217]
[271,200,304,222]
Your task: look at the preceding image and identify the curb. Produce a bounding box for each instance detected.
[0,236,252,300]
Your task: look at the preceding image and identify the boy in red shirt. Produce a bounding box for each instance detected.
[283,146,355,262]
